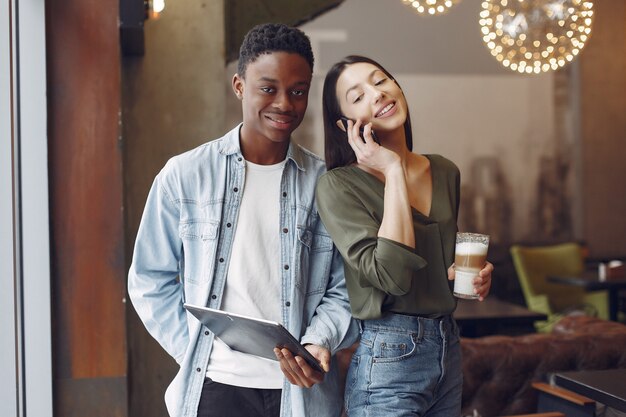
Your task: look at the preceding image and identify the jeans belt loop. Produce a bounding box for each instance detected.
[417,317,424,340]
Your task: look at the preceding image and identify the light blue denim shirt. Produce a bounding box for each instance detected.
[128,124,357,417]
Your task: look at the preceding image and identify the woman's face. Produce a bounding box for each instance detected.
[335,62,407,133]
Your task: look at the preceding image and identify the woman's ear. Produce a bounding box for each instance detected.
[336,119,346,132]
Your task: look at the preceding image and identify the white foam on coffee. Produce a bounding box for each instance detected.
[456,241,488,256]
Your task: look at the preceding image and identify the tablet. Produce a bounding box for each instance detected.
[184,303,325,373]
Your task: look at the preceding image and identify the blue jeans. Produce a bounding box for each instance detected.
[344,314,462,417]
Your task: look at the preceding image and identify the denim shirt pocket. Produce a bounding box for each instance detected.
[295,225,334,295]
[179,219,219,284]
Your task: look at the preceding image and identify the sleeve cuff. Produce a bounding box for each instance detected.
[300,333,331,352]
[377,237,428,270]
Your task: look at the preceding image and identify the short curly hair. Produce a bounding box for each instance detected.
[237,23,314,78]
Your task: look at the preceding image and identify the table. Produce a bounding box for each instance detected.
[547,271,626,321]
[555,369,626,412]
[454,297,547,337]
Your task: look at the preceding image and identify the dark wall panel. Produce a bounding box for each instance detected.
[225,0,344,62]
[579,1,626,258]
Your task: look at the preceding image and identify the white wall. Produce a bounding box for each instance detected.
[399,74,554,240]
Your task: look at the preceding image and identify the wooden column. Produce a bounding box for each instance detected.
[46,0,127,415]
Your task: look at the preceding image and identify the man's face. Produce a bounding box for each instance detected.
[233,52,312,145]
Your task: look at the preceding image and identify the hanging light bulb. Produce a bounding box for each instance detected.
[479,0,594,74]
[153,0,165,14]
[402,0,462,16]
[147,0,166,19]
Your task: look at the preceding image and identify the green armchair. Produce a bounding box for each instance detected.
[510,243,609,332]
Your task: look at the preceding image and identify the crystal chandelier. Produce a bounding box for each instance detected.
[402,0,462,16]
[479,0,594,74]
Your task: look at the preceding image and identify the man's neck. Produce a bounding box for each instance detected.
[239,128,290,165]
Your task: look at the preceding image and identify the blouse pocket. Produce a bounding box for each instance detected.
[178,219,219,284]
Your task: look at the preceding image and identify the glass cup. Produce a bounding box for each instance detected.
[453,232,489,299]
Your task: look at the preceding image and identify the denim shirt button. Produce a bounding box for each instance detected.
[282,228,288,233]
[285,301,291,307]
[211,295,217,300]
[196,368,201,372]
[282,192,287,197]
[284,264,289,270]
[227,223,232,227]
[233,187,238,192]
[204,330,209,335]
[219,258,224,263]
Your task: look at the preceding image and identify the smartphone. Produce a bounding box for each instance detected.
[339,116,379,144]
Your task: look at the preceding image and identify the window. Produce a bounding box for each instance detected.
[0,1,52,416]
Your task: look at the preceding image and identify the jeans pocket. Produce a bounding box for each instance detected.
[372,332,417,363]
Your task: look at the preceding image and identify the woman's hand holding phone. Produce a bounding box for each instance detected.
[340,116,379,144]
[340,118,401,176]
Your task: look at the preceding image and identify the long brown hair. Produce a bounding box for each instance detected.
[322,55,413,170]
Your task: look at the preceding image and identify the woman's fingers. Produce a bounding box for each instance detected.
[347,119,364,156]
[473,261,493,301]
[447,264,455,280]
[350,120,379,162]
[362,123,376,144]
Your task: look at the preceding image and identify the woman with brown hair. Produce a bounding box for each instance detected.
[316,55,493,417]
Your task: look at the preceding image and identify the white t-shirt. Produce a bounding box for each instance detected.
[205,159,286,389]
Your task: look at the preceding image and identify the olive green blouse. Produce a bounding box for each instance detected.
[315,154,460,320]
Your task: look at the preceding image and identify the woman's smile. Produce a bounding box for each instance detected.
[375,101,397,118]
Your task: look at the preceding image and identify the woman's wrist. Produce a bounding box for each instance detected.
[381,159,403,177]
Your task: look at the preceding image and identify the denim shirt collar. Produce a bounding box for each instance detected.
[218,123,306,171]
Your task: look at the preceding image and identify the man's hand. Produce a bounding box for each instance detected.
[274,344,329,388]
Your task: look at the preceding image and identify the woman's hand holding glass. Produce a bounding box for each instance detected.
[447,261,493,301]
